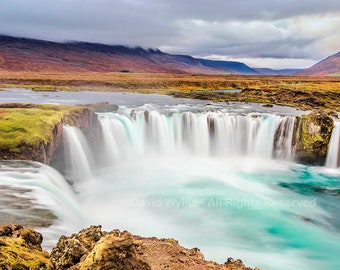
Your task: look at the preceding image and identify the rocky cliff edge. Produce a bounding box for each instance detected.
[0,224,259,270]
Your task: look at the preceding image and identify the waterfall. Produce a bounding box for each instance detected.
[98,110,296,162]
[62,126,94,182]
[325,122,340,168]
[3,107,339,270]
[0,161,83,248]
[252,115,277,158]
[274,117,296,160]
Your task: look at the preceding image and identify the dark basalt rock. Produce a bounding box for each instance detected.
[293,113,334,165]
[84,102,119,112]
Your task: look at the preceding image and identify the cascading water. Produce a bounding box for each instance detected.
[62,125,94,182]
[325,122,340,168]
[0,161,83,248]
[274,116,296,160]
[98,109,296,161]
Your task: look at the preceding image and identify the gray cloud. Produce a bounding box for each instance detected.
[0,0,339,68]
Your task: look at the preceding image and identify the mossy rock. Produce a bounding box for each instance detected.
[294,113,334,165]
[0,224,49,270]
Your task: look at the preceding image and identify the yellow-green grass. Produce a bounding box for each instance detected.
[0,104,85,153]
[0,72,340,92]
[171,87,340,114]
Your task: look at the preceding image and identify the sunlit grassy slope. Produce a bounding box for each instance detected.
[0,104,85,153]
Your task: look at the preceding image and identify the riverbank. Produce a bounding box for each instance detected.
[0,72,339,114]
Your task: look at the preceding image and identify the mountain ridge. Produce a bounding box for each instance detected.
[296,51,340,76]
[1,35,338,76]
[0,35,253,74]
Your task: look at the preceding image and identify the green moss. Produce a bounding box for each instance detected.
[0,236,49,269]
[0,104,85,153]
[295,113,334,164]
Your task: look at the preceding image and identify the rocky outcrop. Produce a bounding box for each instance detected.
[48,225,258,270]
[38,123,64,164]
[0,224,49,270]
[39,107,100,165]
[37,102,118,164]
[0,224,258,270]
[49,227,150,270]
[293,113,334,165]
[0,103,101,164]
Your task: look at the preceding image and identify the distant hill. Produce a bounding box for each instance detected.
[254,68,302,75]
[0,35,257,75]
[296,52,340,76]
[198,59,259,75]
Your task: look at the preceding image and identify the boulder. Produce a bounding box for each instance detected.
[48,225,105,269]
[85,102,119,113]
[0,224,49,270]
[293,113,334,165]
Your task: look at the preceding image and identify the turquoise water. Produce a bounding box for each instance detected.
[72,157,340,270]
[1,158,339,269]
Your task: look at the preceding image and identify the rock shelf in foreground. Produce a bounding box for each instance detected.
[0,224,259,270]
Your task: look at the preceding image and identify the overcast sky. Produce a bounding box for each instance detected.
[1,0,339,69]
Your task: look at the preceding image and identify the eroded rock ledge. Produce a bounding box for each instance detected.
[28,102,117,164]
[0,224,259,270]
[40,108,98,165]
[293,113,334,165]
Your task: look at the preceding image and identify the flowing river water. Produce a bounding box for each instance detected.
[0,89,339,270]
